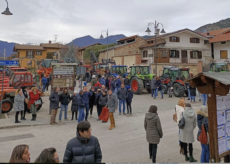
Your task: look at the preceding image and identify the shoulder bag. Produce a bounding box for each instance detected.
[198,118,208,144]
[178,112,185,129]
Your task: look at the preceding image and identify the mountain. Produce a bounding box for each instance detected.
[0,41,16,57]
[195,18,230,33]
[69,34,126,47]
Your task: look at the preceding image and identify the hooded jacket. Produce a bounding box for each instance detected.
[196,110,209,142]
[63,133,102,163]
[126,90,133,103]
[99,94,108,107]
[179,107,197,143]
[144,113,163,144]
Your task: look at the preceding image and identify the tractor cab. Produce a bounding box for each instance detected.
[110,65,128,78]
[93,63,109,75]
[10,72,34,88]
[210,62,229,72]
[170,68,190,82]
[130,66,150,76]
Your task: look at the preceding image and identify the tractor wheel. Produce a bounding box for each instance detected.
[1,99,13,114]
[131,77,144,95]
[162,85,168,94]
[173,83,185,97]
[26,98,43,113]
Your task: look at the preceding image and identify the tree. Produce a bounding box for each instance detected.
[46,52,54,59]
[64,43,77,63]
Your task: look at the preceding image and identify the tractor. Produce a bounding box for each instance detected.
[128,65,155,94]
[109,65,128,78]
[160,66,190,97]
[0,71,43,114]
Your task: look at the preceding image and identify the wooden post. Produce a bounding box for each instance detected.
[207,80,219,163]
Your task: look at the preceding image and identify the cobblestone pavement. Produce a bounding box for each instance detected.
[0,85,204,163]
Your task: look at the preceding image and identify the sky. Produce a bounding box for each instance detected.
[0,0,229,44]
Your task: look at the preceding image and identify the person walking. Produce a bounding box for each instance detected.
[110,77,116,93]
[106,90,118,130]
[70,90,78,121]
[144,105,163,163]
[115,76,121,94]
[100,76,106,86]
[95,89,103,120]
[202,94,208,106]
[105,76,110,90]
[9,145,30,163]
[59,88,71,123]
[21,87,28,120]
[63,121,102,163]
[41,75,47,92]
[50,87,59,125]
[46,76,50,91]
[190,86,196,102]
[29,87,40,121]
[94,80,102,90]
[124,75,130,88]
[150,77,157,98]
[154,77,163,99]
[179,103,197,162]
[168,79,173,98]
[126,86,133,115]
[187,83,191,100]
[89,87,96,118]
[35,73,40,85]
[77,90,85,122]
[34,147,59,163]
[99,90,108,123]
[14,88,25,123]
[117,84,128,115]
[196,106,209,163]
[82,87,92,121]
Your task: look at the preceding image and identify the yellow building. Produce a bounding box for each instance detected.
[13,41,68,68]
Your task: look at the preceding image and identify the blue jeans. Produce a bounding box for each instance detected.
[78,108,85,122]
[119,99,126,113]
[154,88,163,98]
[187,88,191,99]
[42,84,46,92]
[114,88,118,94]
[151,89,156,97]
[201,144,210,163]
[59,104,68,120]
[84,103,89,120]
[198,90,202,100]
[202,94,208,105]
[191,96,195,102]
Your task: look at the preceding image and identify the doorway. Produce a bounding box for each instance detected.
[181,50,188,63]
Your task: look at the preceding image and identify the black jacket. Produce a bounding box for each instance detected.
[63,133,102,163]
[89,90,96,107]
[156,80,162,91]
[99,94,108,107]
[59,93,71,105]
[49,91,59,109]
[197,114,209,141]
[95,91,103,105]
[76,94,85,108]
[189,86,196,96]
[126,90,133,103]
[70,95,78,107]
[111,80,116,91]
[124,78,130,86]
[105,79,110,88]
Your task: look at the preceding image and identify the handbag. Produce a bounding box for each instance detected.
[198,118,208,144]
[34,100,41,105]
[178,112,185,129]
[173,113,177,122]
[25,98,29,104]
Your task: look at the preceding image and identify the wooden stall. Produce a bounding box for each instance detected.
[187,72,230,163]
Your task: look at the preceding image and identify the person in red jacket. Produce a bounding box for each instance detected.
[94,80,102,91]
[29,87,40,121]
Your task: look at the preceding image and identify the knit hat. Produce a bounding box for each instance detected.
[84,82,87,86]
[126,85,131,90]
[74,90,78,93]
[92,75,96,78]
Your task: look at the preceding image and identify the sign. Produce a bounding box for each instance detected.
[0,60,18,65]
[77,66,86,76]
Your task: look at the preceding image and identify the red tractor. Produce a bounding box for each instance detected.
[160,66,190,97]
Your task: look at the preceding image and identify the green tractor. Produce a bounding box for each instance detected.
[209,62,229,72]
[128,65,155,94]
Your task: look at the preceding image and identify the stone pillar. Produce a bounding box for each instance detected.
[198,61,203,73]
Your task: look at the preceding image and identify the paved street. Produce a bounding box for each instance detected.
[0,87,205,163]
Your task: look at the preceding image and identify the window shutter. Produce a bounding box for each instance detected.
[177,37,180,42]
[169,37,172,42]
[198,51,202,59]
[176,50,179,58]
[197,38,200,43]
[190,51,193,58]
[26,51,28,57]
[190,38,193,43]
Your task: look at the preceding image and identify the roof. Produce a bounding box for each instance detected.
[146,28,208,41]
[209,33,230,43]
[40,43,68,49]
[200,28,230,37]
[186,72,230,86]
[117,35,138,42]
[78,43,102,51]
[51,63,78,66]
[13,44,45,52]
[140,39,166,49]
[99,42,134,53]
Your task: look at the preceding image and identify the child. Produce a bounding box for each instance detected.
[189,86,196,102]
[126,86,133,115]
[167,79,173,98]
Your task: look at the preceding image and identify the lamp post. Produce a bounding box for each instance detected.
[100,29,109,63]
[2,0,13,15]
[145,20,165,76]
[0,0,12,119]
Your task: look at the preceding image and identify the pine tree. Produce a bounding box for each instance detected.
[64,43,77,63]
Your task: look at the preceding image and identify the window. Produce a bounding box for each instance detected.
[220,51,228,59]
[169,36,180,42]
[27,60,32,66]
[221,41,226,44]
[131,67,136,75]
[160,50,168,57]
[36,51,42,56]
[143,51,148,58]
[170,50,179,58]
[204,40,209,44]
[26,51,33,58]
[190,38,200,43]
[190,51,202,59]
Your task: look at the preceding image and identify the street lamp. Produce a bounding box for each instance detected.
[100,29,109,63]
[2,0,13,15]
[145,20,166,76]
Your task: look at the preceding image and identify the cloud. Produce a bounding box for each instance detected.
[0,0,229,43]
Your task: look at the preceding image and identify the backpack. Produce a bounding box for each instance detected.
[198,118,208,144]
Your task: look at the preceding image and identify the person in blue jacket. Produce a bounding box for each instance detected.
[154,76,163,99]
[82,87,92,121]
[115,76,121,94]
[111,77,116,93]
[126,85,133,115]
[41,75,47,92]
[100,76,106,86]
[76,90,85,122]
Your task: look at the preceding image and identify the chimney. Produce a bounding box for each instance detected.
[207,33,209,36]
[49,41,52,44]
